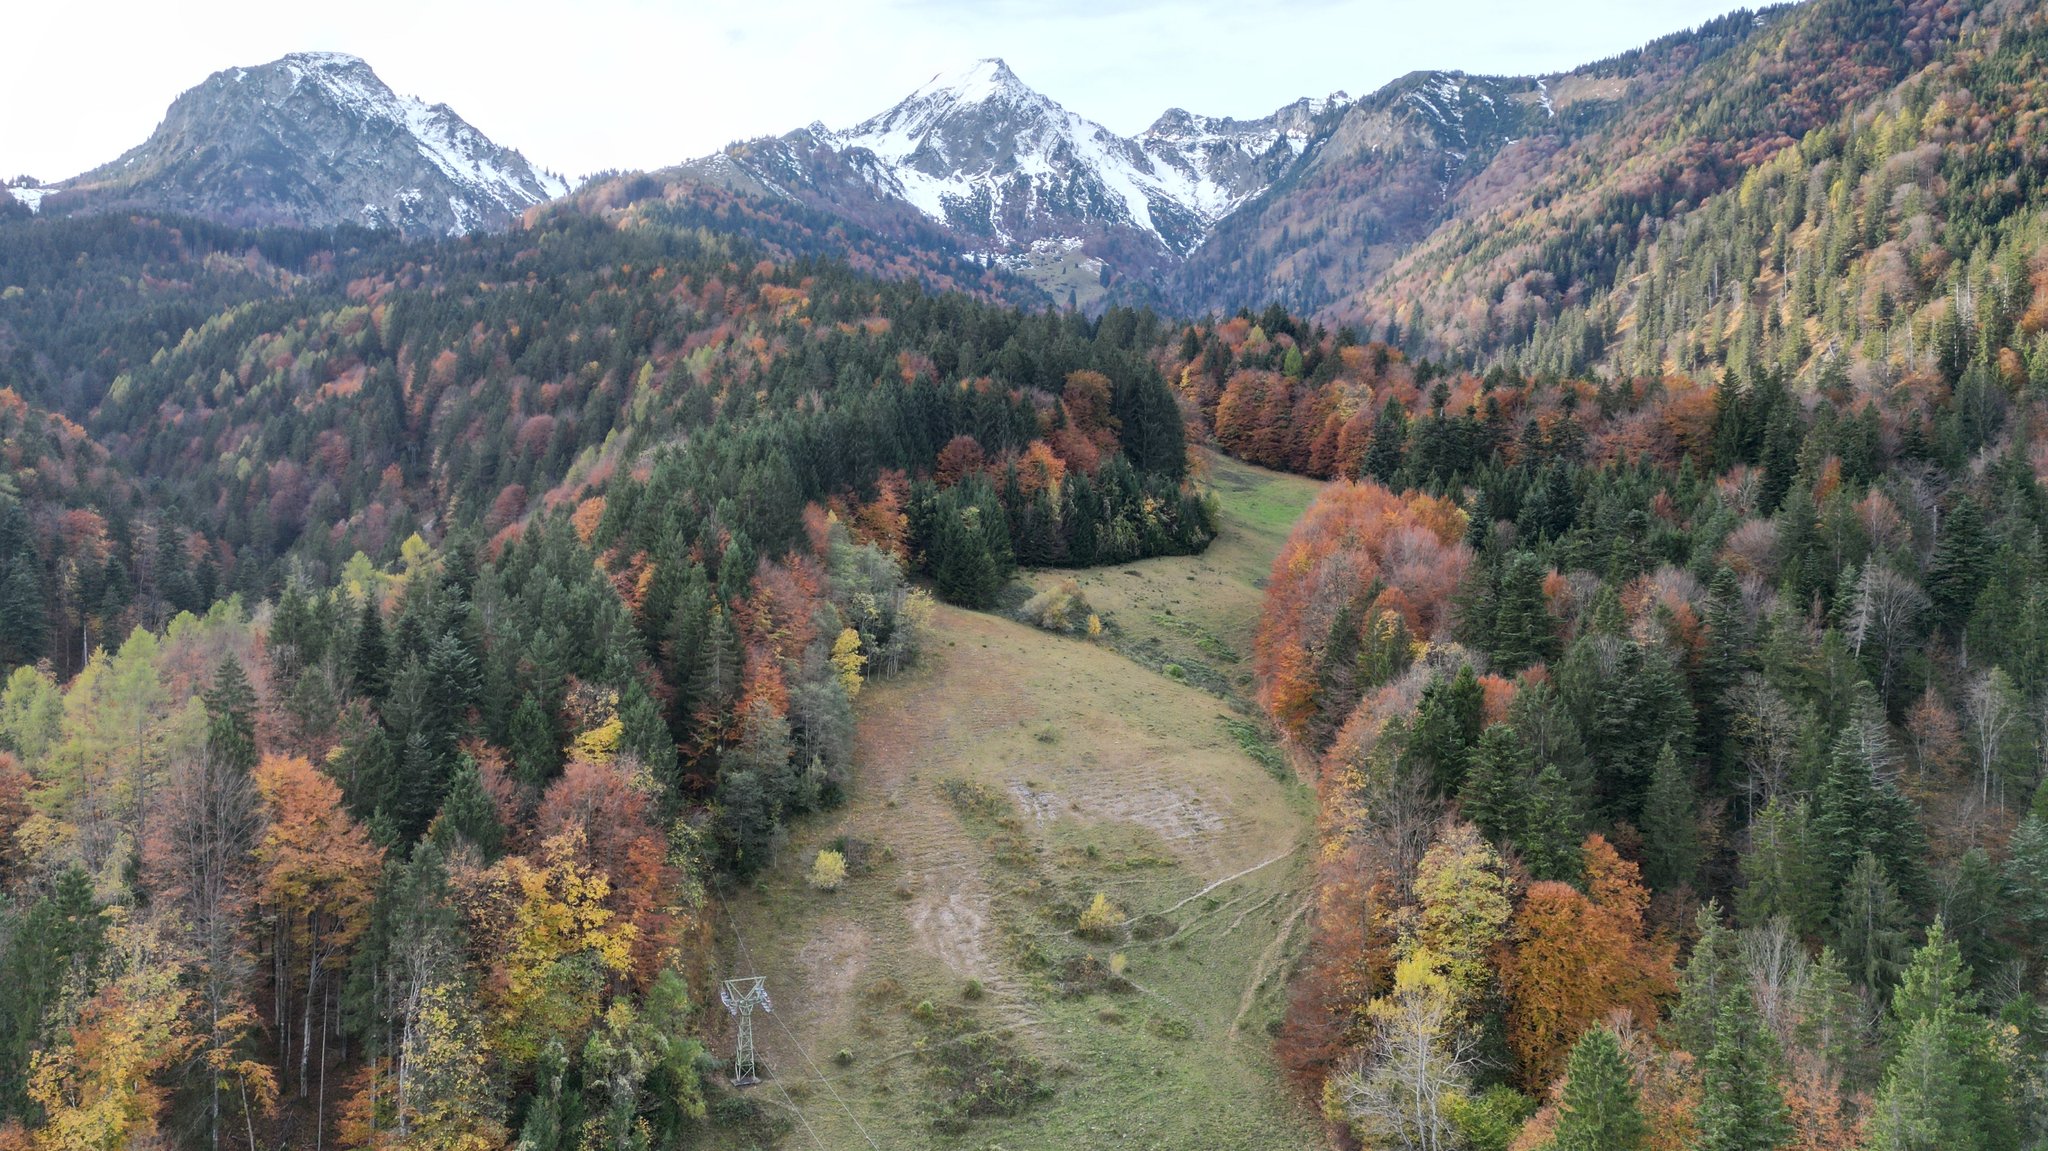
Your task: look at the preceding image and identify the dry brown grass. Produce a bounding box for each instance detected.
[709,450,1325,1150]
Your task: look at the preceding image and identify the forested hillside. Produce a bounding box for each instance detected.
[1149,6,1788,322]
[1150,7,2048,1136]
[8,1,2048,1149]
[1339,0,2048,391]
[1159,137,2048,1151]
[0,192,1211,1149]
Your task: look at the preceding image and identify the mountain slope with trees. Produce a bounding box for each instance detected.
[7,2,2048,1148]
[1135,6,2048,1138]
[0,184,1217,1148]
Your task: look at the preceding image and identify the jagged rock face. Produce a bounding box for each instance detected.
[676,59,1346,298]
[43,52,565,236]
[839,60,1183,252]
[1137,95,1339,222]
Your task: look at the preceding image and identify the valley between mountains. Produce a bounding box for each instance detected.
[7,2,2048,1149]
[715,452,1324,1150]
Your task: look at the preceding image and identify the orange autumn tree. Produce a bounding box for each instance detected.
[1256,480,1471,746]
[252,755,383,1105]
[1214,371,1292,468]
[850,469,911,560]
[729,552,828,728]
[1058,369,1121,464]
[1279,834,1407,1089]
[1498,835,1677,1090]
[933,434,986,487]
[1011,440,1067,502]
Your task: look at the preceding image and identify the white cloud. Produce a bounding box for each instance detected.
[1,0,1760,186]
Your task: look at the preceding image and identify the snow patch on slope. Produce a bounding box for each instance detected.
[809,58,1341,256]
[276,52,567,230]
[5,182,52,213]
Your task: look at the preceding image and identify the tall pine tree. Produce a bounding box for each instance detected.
[1551,1026,1647,1151]
[1695,986,1792,1151]
[1639,744,1699,891]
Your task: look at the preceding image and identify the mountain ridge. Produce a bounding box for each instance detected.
[670,57,1349,304]
[20,52,565,236]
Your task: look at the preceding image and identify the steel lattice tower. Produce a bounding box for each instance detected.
[720,976,772,1086]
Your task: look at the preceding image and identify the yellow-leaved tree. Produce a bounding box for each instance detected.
[1332,951,1473,1150]
[28,917,197,1151]
[1078,892,1122,939]
[1406,820,1512,1014]
[830,628,867,698]
[473,829,637,1066]
[570,691,623,763]
[397,982,508,1151]
[809,849,848,890]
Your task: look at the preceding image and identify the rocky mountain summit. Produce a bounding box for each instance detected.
[28,52,565,235]
[675,59,1348,303]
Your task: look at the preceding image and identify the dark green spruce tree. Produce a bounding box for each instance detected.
[1551,1026,1647,1151]
[1639,744,1700,891]
[350,594,389,703]
[1694,986,1792,1151]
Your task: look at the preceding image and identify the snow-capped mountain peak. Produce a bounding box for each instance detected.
[1144,91,1349,143]
[831,57,1170,243]
[275,50,374,78]
[266,51,570,212]
[884,58,1034,116]
[45,52,566,236]
[848,58,1046,140]
[841,57,1092,178]
[676,59,1352,298]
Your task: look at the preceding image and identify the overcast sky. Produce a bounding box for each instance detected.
[5,0,1761,185]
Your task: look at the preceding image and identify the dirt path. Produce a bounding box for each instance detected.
[1232,895,1315,1043]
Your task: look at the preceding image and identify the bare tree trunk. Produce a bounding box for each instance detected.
[301,924,317,1097]
[317,981,330,1151]
[211,1000,222,1151]
[239,1076,257,1151]
[275,921,288,1086]
[397,984,418,1140]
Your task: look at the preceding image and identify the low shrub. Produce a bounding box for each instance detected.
[1077,891,1123,939]
[1018,579,1093,634]
[809,849,848,890]
[916,1022,1054,1134]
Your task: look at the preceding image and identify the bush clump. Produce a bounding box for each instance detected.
[1018,579,1094,634]
[939,777,1008,819]
[1055,953,1137,998]
[829,834,879,874]
[809,849,848,890]
[1147,1014,1192,1040]
[916,1023,1054,1134]
[1077,891,1123,939]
